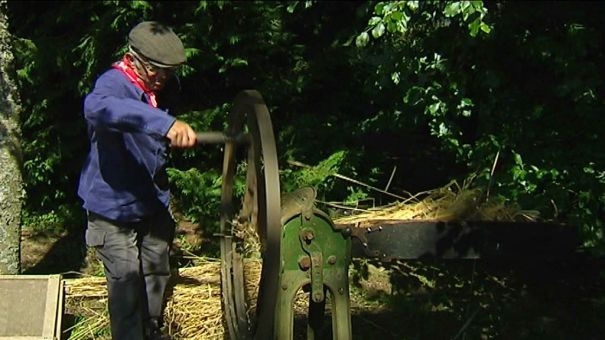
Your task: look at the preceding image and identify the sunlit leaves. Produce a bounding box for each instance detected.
[444,1,492,36]
[443,1,462,17]
[356,1,492,47]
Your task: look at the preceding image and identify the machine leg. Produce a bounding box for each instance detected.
[329,284,352,340]
[307,286,327,339]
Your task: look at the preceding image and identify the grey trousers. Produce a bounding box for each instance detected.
[85,209,175,340]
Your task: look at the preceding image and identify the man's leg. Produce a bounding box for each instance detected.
[140,208,176,337]
[86,212,144,340]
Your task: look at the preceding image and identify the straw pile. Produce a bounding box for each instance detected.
[333,180,539,224]
[63,276,110,340]
[63,257,264,340]
[164,258,224,339]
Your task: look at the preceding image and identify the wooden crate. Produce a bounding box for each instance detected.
[0,275,63,340]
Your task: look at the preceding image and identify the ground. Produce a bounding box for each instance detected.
[20,221,605,340]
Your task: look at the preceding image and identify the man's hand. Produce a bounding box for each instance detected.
[166,120,197,148]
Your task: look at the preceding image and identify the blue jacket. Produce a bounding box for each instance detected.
[78,68,176,222]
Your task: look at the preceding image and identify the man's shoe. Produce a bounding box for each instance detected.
[145,318,170,340]
[147,328,170,340]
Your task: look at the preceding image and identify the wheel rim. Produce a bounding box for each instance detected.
[219,90,281,340]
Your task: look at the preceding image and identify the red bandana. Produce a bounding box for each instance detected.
[112,56,158,107]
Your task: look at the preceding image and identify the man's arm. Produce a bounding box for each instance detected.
[84,70,196,147]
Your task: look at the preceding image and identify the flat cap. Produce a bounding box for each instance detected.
[128,21,186,67]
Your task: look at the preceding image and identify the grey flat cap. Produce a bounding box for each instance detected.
[128,21,186,67]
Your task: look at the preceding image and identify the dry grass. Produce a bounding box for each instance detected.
[164,258,224,339]
[63,257,263,340]
[333,180,538,224]
[63,276,110,340]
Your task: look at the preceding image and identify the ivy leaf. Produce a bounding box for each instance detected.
[368,16,382,26]
[372,23,385,38]
[428,102,441,115]
[460,97,473,107]
[513,152,523,166]
[356,32,370,47]
[438,122,449,136]
[444,2,460,17]
[469,18,481,37]
[286,3,296,13]
[406,1,419,11]
[374,2,385,15]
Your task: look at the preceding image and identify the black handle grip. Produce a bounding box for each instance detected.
[196,132,250,145]
[196,132,229,144]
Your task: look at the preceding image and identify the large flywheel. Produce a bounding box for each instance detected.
[218,90,281,340]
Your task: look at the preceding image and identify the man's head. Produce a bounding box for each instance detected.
[125,21,186,91]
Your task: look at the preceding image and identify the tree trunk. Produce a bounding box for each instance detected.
[0,0,23,274]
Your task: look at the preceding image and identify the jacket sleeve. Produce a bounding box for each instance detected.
[83,70,176,137]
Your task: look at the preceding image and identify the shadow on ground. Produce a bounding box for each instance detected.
[21,228,89,276]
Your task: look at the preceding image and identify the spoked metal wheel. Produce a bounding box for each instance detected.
[219,90,281,340]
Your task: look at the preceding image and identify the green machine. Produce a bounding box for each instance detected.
[196,90,578,340]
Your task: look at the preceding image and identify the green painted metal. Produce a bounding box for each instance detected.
[275,209,352,340]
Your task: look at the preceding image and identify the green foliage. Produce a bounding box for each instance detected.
[281,151,346,193]
[167,167,222,227]
[21,204,84,234]
[5,1,605,254]
[356,1,491,48]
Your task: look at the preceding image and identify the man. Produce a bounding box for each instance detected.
[78,21,196,340]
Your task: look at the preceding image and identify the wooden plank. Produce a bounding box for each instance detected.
[56,279,64,340]
[0,275,62,340]
[42,275,61,339]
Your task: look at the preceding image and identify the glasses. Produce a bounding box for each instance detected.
[131,52,176,78]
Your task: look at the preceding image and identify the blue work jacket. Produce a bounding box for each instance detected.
[78,68,177,222]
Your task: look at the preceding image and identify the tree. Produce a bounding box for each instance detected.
[0,0,23,274]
